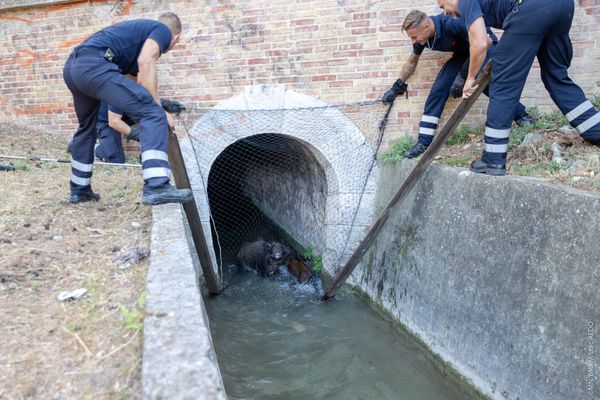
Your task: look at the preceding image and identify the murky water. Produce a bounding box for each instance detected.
[203,267,470,400]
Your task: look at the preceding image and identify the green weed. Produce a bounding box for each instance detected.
[511,162,538,176]
[444,154,472,167]
[302,246,323,273]
[548,160,562,173]
[120,291,146,331]
[112,187,127,198]
[13,161,30,172]
[447,123,483,145]
[380,136,416,164]
[509,108,569,149]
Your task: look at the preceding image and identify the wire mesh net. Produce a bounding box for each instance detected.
[177,100,391,283]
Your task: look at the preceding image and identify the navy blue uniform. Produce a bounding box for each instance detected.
[458,0,600,165]
[413,13,527,147]
[63,20,173,195]
[94,103,136,163]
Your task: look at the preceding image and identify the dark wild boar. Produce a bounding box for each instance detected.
[236,240,287,277]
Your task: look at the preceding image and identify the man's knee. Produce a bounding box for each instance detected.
[143,102,167,124]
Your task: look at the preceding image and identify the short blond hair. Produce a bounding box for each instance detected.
[403,10,428,31]
[159,12,182,34]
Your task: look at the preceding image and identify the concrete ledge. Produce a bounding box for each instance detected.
[352,161,600,400]
[142,203,226,400]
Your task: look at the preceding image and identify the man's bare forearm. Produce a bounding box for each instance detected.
[108,111,132,136]
[137,62,160,104]
[467,18,488,81]
[398,53,420,82]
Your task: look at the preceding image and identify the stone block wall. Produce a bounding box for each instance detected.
[1,0,599,150]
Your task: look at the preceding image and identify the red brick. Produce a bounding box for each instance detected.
[346,20,370,28]
[312,75,336,82]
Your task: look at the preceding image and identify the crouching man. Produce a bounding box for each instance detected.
[63,12,192,205]
[382,10,533,159]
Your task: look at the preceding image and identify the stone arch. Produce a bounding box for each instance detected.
[181,85,379,273]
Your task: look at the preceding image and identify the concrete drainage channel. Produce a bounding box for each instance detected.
[140,84,599,400]
[141,161,600,400]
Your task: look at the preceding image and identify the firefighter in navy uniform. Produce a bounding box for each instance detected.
[94,102,138,164]
[382,10,534,159]
[63,12,192,204]
[438,0,600,175]
[93,99,185,163]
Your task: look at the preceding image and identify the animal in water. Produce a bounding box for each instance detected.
[284,252,313,284]
[236,240,287,277]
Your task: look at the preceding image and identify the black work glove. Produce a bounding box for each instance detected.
[160,99,186,116]
[382,79,408,104]
[126,126,140,142]
[450,74,466,98]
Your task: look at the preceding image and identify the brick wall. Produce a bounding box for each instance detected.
[1,0,599,150]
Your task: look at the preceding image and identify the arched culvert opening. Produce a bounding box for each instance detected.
[207,133,328,265]
[183,85,385,276]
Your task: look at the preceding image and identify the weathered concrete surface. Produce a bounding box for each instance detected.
[187,85,379,269]
[0,0,72,11]
[347,160,600,400]
[243,139,328,254]
[143,203,226,400]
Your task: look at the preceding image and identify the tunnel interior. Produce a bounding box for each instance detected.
[206,133,329,267]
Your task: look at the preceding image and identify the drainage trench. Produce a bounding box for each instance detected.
[200,133,472,399]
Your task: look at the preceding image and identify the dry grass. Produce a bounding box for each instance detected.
[435,127,600,194]
[0,123,151,399]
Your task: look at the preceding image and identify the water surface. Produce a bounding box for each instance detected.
[203,267,469,400]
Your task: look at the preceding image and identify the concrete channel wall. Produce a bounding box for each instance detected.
[346,161,600,400]
[143,203,226,399]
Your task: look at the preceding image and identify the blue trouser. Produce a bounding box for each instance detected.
[482,0,600,164]
[95,125,125,164]
[63,51,171,195]
[418,48,528,146]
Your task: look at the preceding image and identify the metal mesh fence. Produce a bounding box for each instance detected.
[177,100,391,281]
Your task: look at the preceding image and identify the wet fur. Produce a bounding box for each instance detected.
[285,253,313,284]
[237,240,286,277]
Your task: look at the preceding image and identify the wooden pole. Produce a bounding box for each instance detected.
[167,128,221,295]
[321,62,493,301]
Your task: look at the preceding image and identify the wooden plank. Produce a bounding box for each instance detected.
[321,62,492,301]
[167,129,221,295]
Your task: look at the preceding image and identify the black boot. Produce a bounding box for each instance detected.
[70,189,100,204]
[470,160,506,176]
[403,143,428,159]
[142,184,193,206]
[514,113,535,127]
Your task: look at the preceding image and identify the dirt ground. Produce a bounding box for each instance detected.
[0,123,151,400]
[436,125,600,194]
